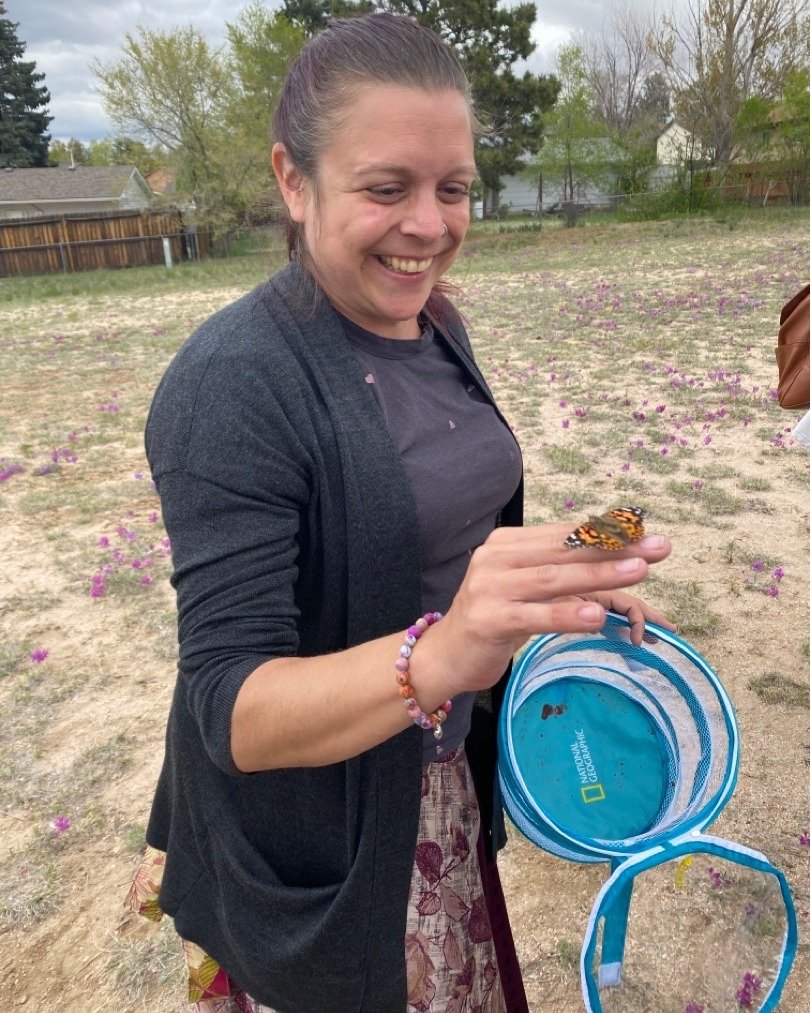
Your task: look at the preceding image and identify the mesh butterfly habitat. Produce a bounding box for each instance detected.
[497,613,798,1012]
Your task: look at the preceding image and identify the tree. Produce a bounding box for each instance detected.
[86,137,165,175]
[93,25,242,241]
[578,8,668,195]
[48,138,88,166]
[579,5,655,137]
[0,0,52,167]
[651,0,809,170]
[225,3,306,219]
[374,1,559,215]
[637,72,671,127]
[281,0,374,35]
[48,135,165,175]
[773,69,810,204]
[529,44,614,213]
[734,68,810,204]
[93,16,307,243]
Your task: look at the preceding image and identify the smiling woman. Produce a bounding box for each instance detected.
[273,84,476,338]
[125,11,673,1013]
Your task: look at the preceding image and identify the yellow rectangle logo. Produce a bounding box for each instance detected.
[581,783,606,804]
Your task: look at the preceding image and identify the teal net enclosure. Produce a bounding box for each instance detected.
[497,613,797,1011]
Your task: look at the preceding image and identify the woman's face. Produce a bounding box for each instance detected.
[275,85,476,339]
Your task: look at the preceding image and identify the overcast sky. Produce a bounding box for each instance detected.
[12,1,652,143]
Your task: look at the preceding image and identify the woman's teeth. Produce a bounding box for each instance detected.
[378,255,433,274]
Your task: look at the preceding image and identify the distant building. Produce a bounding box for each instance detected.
[0,165,154,219]
[656,121,698,166]
[650,120,710,188]
[477,141,621,217]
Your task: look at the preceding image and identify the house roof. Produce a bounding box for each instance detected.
[0,165,148,203]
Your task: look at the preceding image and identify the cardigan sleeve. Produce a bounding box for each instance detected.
[146,314,311,776]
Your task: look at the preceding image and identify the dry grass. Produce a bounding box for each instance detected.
[0,210,807,1011]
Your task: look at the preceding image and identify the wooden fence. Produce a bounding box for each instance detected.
[0,208,209,278]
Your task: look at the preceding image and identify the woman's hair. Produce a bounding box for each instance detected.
[273,12,476,263]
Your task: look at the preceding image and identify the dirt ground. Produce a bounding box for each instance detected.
[0,214,807,1011]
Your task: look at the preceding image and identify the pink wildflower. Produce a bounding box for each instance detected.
[50,815,71,835]
[29,649,49,663]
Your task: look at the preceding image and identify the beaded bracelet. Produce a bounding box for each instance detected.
[395,611,453,740]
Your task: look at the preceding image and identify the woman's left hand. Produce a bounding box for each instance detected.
[556,590,677,647]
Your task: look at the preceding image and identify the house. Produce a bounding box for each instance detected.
[650,119,710,188]
[0,164,154,219]
[478,140,622,217]
[656,121,699,166]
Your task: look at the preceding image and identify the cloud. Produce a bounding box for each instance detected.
[12,0,660,143]
[12,0,251,141]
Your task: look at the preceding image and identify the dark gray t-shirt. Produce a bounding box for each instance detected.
[341,314,523,763]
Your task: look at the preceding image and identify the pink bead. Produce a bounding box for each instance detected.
[396,672,409,686]
[423,612,435,624]
[395,658,409,672]
[419,715,433,730]
[442,699,453,713]
[415,618,429,631]
[399,645,411,658]
[407,625,421,639]
[405,700,420,716]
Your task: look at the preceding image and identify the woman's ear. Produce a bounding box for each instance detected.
[271,143,306,223]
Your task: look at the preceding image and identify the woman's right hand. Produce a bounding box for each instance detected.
[427,523,672,698]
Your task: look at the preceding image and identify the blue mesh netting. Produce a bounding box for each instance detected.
[498,614,738,860]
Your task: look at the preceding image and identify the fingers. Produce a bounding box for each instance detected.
[504,598,608,639]
[483,554,653,606]
[485,525,671,568]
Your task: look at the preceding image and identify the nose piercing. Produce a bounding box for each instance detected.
[441,223,448,238]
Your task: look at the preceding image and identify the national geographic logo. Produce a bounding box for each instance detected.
[570,729,606,804]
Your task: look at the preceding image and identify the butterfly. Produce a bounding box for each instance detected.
[563,506,646,551]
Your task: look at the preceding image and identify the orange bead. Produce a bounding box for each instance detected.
[399,684,415,698]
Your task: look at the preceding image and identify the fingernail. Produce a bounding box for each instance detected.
[639,535,665,549]
[615,557,643,573]
[578,604,602,621]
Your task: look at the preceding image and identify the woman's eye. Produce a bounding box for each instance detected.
[368,186,403,200]
[441,186,472,201]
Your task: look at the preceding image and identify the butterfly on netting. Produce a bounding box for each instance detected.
[563,506,646,551]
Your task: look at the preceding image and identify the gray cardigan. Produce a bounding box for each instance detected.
[144,263,523,1012]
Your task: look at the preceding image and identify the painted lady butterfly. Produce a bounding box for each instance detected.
[563,506,646,551]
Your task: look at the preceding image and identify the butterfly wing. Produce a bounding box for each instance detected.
[563,521,625,551]
[563,506,645,550]
[606,507,646,543]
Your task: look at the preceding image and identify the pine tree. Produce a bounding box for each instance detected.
[379,1,558,215]
[280,0,558,215]
[281,0,374,36]
[0,1,52,167]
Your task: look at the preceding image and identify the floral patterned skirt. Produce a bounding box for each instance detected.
[127,747,525,1012]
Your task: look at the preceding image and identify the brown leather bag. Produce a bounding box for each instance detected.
[775,284,810,409]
